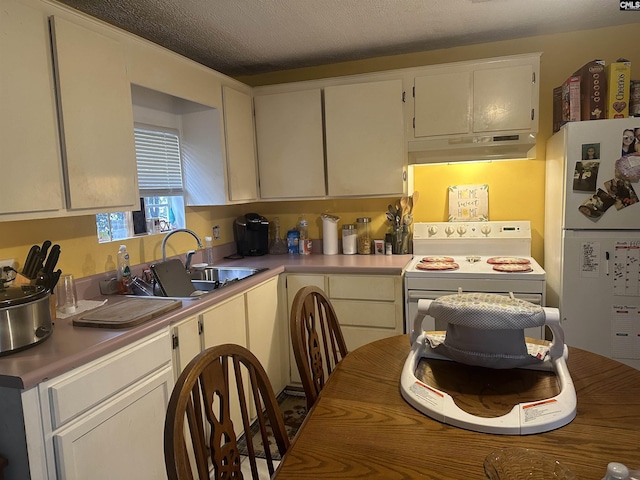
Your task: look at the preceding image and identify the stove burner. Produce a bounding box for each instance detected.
[416,261,460,271]
[486,257,531,265]
[492,264,533,273]
[421,256,455,263]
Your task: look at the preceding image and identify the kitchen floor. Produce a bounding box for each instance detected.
[241,456,279,479]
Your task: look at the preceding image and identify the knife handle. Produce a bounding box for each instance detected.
[39,240,52,269]
[22,245,40,279]
[44,245,61,274]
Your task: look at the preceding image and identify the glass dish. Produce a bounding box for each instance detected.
[484,447,577,480]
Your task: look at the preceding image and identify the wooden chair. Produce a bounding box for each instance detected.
[164,343,290,480]
[290,286,349,411]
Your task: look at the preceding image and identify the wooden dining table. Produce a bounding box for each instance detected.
[273,334,640,479]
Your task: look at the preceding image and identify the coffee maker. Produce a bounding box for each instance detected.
[233,213,269,256]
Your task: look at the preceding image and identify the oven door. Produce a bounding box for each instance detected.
[406,290,544,338]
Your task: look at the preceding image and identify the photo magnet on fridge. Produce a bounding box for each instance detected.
[573,160,600,192]
[578,188,615,219]
[604,178,639,210]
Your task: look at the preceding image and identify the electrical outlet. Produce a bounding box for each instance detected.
[213,225,220,240]
[0,259,15,281]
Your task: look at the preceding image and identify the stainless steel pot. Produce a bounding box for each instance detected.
[0,285,53,356]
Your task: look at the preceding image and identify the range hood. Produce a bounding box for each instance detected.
[408,133,537,164]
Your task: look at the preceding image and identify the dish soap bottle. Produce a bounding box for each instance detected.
[116,245,132,294]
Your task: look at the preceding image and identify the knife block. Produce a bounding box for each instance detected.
[13,273,33,286]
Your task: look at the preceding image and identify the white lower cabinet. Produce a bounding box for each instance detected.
[285,274,326,384]
[246,277,286,395]
[201,294,247,350]
[170,277,284,430]
[39,329,173,480]
[285,273,403,385]
[327,274,404,350]
[52,366,172,480]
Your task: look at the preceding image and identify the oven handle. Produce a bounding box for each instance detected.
[407,290,542,305]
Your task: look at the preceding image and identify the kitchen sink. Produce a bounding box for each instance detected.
[191,267,268,284]
[128,267,268,300]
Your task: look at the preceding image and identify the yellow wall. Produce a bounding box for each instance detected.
[2,23,639,278]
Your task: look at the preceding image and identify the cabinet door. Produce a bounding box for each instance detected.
[222,86,258,202]
[53,366,172,480]
[324,79,405,197]
[171,315,202,377]
[473,64,535,133]
[201,295,247,349]
[50,16,138,211]
[286,274,326,384]
[246,277,285,395]
[414,71,471,137]
[0,0,63,218]
[254,89,325,199]
[201,295,247,429]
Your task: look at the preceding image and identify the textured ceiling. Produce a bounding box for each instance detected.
[56,0,638,77]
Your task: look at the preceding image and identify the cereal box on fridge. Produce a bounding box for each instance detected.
[561,75,581,123]
[572,60,606,120]
[605,59,631,118]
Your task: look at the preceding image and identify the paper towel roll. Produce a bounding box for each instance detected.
[322,216,339,255]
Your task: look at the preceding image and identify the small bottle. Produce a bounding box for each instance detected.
[602,463,630,480]
[299,215,312,255]
[269,217,288,255]
[116,245,132,294]
[204,236,214,265]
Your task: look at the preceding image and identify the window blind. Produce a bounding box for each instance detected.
[134,127,183,195]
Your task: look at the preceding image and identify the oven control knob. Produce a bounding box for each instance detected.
[428,225,438,236]
[481,225,492,236]
[456,225,467,236]
[444,225,455,237]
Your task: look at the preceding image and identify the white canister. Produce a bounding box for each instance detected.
[321,214,340,255]
[342,224,357,255]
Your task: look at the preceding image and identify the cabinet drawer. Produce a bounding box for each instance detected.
[332,300,397,328]
[44,330,171,428]
[328,275,396,301]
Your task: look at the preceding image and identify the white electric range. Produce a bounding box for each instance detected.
[404,221,546,338]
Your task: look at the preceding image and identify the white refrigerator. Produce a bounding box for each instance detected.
[545,118,640,370]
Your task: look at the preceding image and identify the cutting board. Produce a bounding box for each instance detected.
[150,259,196,297]
[73,298,182,328]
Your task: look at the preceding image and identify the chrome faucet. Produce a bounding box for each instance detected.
[161,229,203,263]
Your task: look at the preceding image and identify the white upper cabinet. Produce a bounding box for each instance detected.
[0,0,63,219]
[413,54,540,139]
[50,15,138,212]
[222,86,259,202]
[414,72,471,137]
[473,64,536,133]
[324,79,405,196]
[254,89,326,199]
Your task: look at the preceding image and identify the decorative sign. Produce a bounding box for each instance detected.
[448,184,489,222]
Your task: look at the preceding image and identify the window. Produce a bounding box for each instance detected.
[96,125,186,242]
